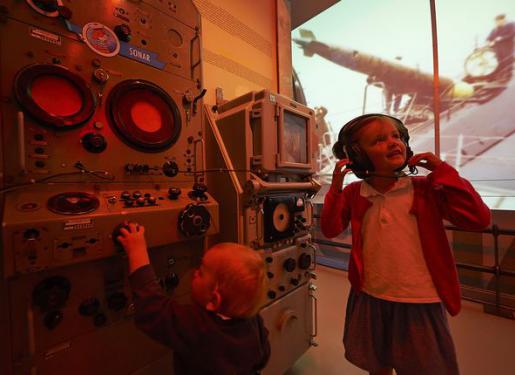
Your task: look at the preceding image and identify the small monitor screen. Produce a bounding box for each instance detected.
[283,110,308,164]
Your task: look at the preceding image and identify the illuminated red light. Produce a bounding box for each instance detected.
[31,75,83,116]
[130,100,163,133]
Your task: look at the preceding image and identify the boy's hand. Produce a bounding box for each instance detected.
[117,222,150,273]
[331,158,352,192]
[408,152,443,171]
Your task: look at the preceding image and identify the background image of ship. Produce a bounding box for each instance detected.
[294,29,515,210]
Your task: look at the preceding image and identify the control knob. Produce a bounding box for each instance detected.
[178,204,211,237]
[168,187,181,200]
[44,311,63,330]
[298,253,312,270]
[283,258,296,272]
[34,0,59,12]
[189,182,208,200]
[114,24,132,42]
[81,133,107,153]
[32,276,71,312]
[107,292,128,311]
[162,161,179,177]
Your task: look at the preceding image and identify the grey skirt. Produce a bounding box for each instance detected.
[343,288,459,375]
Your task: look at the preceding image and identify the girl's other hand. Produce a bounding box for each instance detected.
[408,152,443,171]
[331,158,352,191]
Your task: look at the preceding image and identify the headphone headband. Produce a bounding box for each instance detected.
[332,113,413,178]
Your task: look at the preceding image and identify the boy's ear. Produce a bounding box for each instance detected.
[205,287,222,312]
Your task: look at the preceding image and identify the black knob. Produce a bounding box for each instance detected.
[265,257,273,264]
[162,161,179,177]
[136,197,145,206]
[298,253,312,270]
[79,298,100,316]
[178,204,211,237]
[125,164,135,173]
[132,191,142,199]
[92,68,109,84]
[114,24,132,42]
[191,183,208,199]
[121,191,131,200]
[107,292,128,311]
[81,133,107,153]
[34,0,59,12]
[283,258,297,272]
[23,228,40,240]
[147,196,156,205]
[267,290,276,299]
[290,278,299,286]
[164,272,180,290]
[168,187,181,199]
[33,276,71,312]
[267,272,274,279]
[278,285,286,292]
[124,199,134,207]
[93,312,107,327]
[44,310,63,330]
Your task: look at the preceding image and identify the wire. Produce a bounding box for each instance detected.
[0,162,114,194]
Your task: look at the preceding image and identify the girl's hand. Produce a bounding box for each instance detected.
[117,222,150,273]
[408,152,443,171]
[331,158,352,191]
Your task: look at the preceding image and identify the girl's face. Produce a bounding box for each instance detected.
[356,119,407,174]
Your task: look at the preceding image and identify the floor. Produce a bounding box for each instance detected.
[286,265,515,375]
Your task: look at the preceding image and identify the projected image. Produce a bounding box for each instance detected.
[293,0,515,209]
[282,111,308,164]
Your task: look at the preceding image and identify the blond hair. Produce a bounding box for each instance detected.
[203,243,267,318]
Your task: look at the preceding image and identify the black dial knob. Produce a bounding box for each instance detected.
[164,272,180,290]
[121,191,131,200]
[23,228,40,240]
[189,182,208,201]
[33,276,71,312]
[114,24,132,42]
[283,258,297,272]
[178,204,211,237]
[298,253,312,270]
[136,197,145,206]
[107,292,128,311]
[168,187,181,200]
[79,298,100,317]
[124,199,134,207]
[93,312,107,327]
[44,310,63,330]
[162,161,179,177]
[290,278,300,286]
[81,133,107,153]
[34,0,59,12]
[267,290,276,299]
[147,196,157,205]
[132,191,142,199]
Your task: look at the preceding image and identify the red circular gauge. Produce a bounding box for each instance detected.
[14,64,96,129]
[106,80,181,152]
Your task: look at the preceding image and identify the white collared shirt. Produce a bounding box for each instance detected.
[360,178,440,303]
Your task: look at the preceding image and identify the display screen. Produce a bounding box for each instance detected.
[282,110,308,164]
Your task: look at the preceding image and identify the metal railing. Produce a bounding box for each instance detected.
[312,214,515,319]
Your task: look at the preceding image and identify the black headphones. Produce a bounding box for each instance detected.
[332,113,415,178]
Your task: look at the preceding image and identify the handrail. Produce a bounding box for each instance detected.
[312,219,515,319]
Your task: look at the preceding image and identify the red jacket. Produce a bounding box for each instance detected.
[321,162,490,316]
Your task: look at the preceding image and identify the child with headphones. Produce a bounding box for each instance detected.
[321,114,490,375]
